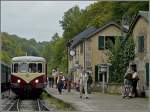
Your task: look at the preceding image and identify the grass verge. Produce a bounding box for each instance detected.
[41,91,76,111]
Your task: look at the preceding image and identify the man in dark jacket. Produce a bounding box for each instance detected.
[87,73,93,94]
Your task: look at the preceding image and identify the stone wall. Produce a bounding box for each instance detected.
[91,82,148,97]
[105,83,123,94]
[91,83,122,94]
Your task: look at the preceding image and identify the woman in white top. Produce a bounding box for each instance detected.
[79,66,88,99]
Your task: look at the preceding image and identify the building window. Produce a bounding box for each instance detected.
[98,36,105,50]
[138,36,144,53]
[98,36,116,50]
[105,36,115,49]
[95,65,107,82]
[98,72,107,82]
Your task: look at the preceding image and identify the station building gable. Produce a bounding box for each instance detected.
[128,11,149,94]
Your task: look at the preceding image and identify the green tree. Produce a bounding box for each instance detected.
[0,51,11,64]
[60,6,86,41]
[1,32,46,64]
[108,36,135,83]
[51,33,59,41]
[15,45,25,56]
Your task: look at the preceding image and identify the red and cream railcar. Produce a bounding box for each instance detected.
[10,56,47,97]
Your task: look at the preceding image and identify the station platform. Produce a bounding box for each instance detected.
[45,87,148,112]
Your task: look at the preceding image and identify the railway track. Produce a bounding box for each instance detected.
[3,98,50,111]
[2,97,18,111]
[37,99,50,111]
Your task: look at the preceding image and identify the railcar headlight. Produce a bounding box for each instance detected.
[35,79,39,83]
[17,79,21,83]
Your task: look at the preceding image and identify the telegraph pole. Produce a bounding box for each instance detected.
[148,8,150,110]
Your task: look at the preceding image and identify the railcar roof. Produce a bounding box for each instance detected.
[12,56,46,62]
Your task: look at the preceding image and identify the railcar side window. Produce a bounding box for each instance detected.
[29,63,36,73]
[38,63,42,73]
[14,63,18,73]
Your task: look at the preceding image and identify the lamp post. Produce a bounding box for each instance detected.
[69,49,76,78]
[84,40,86,70]
[66,40,73,75]
[148,11,150,103]
[81,38,86,71]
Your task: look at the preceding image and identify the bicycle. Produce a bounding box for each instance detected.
[122,79,133,98]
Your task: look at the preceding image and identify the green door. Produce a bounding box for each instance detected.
[95,65,98,82]
[145,63,149,87]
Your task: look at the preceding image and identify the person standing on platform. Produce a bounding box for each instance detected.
[87,72,93,94]
[52,68,58,88]
[132,67,139,97]
[57,72,64,94]
[79,66,89,99]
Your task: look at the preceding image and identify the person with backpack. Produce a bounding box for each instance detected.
[57,72,64,94]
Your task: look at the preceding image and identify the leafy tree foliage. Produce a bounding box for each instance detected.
[108,37,135,83]
[59,6,86,41]
[1,32,46,64]
[51,33,60,41]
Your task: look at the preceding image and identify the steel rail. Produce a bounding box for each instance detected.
[37,99,41,111]
[7,99,19,111]
[37,98,50,111]
[6,100,16,111]
[16,99,20,111]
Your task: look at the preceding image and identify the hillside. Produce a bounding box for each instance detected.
[0,32,49,64]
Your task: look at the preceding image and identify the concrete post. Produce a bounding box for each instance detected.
[102,73,105,93]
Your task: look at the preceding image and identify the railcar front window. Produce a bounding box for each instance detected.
[14,63,18,73]
[19,63,28,73]
[29,63,37,73]
[38,63,42,73]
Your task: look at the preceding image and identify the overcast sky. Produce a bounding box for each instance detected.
[1,1,96,42]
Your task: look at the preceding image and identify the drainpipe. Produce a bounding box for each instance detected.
[83,38,86,71]
[148,11,150,107]
[66,40,72,75]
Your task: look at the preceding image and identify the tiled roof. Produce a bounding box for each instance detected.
[70,21,127,48]
[128,11,149,34]
[71,26,97,48]
[87,21,128,39]
[138,11,148,22]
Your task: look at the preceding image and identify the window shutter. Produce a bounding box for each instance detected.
[145,63,149,87]
[138,36,144,52]
[98,36,104,50]
[95,65,98,82]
